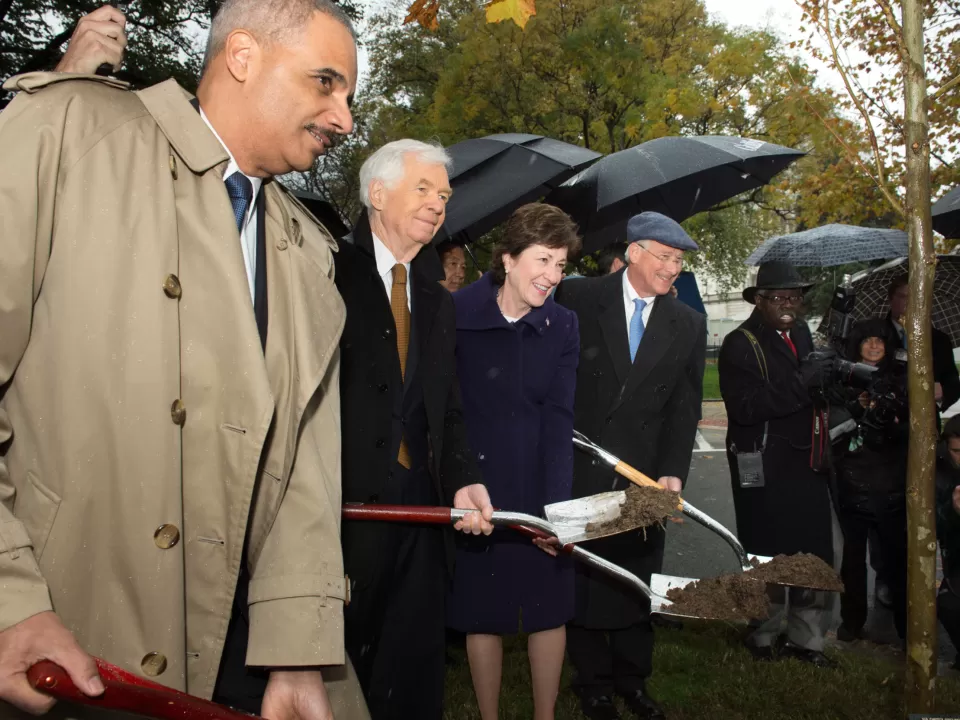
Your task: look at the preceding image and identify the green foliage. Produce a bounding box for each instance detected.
[315,0,910,286]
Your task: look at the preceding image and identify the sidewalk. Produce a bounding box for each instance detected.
[699,400,727,427]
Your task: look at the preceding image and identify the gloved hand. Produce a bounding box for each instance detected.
[800,351,835,390]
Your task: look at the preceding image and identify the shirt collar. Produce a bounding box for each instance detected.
[199,107,262,197]
[622,269,656,307]
[372,232,410,279]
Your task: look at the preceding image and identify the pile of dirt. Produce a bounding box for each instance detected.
[585,484,680,535]
[745,553,844,592]
[664,574,770,621]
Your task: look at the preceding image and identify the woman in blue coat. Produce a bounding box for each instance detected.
[448,203,581,720]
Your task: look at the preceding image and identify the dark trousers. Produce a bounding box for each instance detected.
[939,580,960,662]
[567,622,653,699]
[344,462,447,720]
[212,561,267,713]
[839,504,907,638]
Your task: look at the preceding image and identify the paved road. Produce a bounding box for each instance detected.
[661,423,958,670]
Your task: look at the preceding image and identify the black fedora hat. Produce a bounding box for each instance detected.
[743,261,815,304]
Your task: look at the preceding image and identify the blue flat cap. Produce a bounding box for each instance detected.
[627,212,699,251]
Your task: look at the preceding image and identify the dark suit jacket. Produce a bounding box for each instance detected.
[335,216,482,582]
[554,270,706,627]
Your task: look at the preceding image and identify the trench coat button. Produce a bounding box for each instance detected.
[378,383,388,393]
[375,438,385,448]
[162,274,182,300]
[277,238,288,251]
[154,524,180,549]
[170,399,187,426]
[141,652,168,676]
[168,155,178,180]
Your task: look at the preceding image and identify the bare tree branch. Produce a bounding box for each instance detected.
[931,72,960,102]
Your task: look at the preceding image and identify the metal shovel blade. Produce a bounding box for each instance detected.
[543,490,641,544]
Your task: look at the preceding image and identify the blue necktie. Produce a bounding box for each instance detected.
[224,171,253,231]
[629,298,647,362]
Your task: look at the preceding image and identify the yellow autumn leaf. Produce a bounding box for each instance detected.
[485,0,536,30]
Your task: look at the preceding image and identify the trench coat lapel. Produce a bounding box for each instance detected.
[262,183,344,481]
[599,272,631,389]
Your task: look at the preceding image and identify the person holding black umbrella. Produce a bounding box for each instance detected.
[719,262,838,667]
[554,212,706,720]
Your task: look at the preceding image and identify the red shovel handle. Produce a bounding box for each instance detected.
[27,658,260,720]
[342,504,454,523]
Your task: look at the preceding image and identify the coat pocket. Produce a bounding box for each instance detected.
[13,471,62,560]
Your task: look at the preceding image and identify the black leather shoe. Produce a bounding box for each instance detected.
[618,688,666,720]
[780,642,838,669]
[579,695,621,720]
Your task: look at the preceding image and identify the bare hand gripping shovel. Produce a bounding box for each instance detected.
[342,503,698,619]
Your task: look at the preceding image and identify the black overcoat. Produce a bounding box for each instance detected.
[334,218,482,585]
[554,270,706,628]
[719,309,834,563]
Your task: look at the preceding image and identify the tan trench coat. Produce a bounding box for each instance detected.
[0,73,368,718]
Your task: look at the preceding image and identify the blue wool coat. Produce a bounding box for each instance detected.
[446,272,579,634]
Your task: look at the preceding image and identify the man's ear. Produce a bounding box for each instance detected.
[369,180,387,211]
[223,29,257,82]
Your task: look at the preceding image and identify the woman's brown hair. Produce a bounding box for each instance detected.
[491,203,582,285]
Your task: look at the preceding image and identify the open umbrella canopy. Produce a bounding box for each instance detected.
[437,133,602,244]
[746,224,908,267]
[546,135,804,254]
[818,255,960,347]
[933,185,960,239]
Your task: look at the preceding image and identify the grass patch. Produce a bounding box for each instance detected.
[443,623,960,719]
[702,362,720,400]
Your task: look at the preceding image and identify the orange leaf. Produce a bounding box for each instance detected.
[485,0,536,29]
[403,0,439,31]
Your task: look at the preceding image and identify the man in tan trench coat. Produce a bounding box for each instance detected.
[0,1,369,718]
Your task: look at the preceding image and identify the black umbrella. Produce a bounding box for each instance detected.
[545,135,804,254]
[933,185,960,239]
[436,133,602,244]
[746,224,908,267]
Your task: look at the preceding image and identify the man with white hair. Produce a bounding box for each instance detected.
[334,139,494,719]
[0,1,366,718]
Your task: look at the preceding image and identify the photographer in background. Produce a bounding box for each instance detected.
[830,319,907,643]
[719,262,837,667]
[936,417,960,669]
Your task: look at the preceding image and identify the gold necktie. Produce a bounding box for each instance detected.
[391,264,412,469]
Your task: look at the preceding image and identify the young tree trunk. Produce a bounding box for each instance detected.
[900,0,938,713]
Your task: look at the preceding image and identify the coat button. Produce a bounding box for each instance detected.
[170,399,186,426]
[168,154,178,180]
[141,652,168,676]
[277,239,288,251]
[375,439,385,448]
[378,383,388,393]
[154,524,180,549]
[382,328,392,339]
[162,275,182,299]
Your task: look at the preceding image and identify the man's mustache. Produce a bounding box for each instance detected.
[306,124,343,150]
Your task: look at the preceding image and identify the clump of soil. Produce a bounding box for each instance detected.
[585,484,680,535]
[745,553,844,592]
[665,574,770,621]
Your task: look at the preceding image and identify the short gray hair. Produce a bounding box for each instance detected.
[203,0,356,71]
[359,139,452,210]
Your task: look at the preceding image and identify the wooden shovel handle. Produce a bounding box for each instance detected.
[27,658,258,719]
[613,461,684,511]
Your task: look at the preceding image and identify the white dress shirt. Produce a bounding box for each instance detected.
[372,233,412,312]
[200,108,262,306]
[622,271,656,340]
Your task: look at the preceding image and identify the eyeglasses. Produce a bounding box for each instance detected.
[757,293,803,305]
[636,243,683,268]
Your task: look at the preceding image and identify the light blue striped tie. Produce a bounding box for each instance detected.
[629,298,647,362]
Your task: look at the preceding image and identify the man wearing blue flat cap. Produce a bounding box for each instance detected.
[555,212,706,720]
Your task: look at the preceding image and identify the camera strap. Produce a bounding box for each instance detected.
[738,329,769,453]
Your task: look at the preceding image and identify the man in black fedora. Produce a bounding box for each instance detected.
[718,261,838,666]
